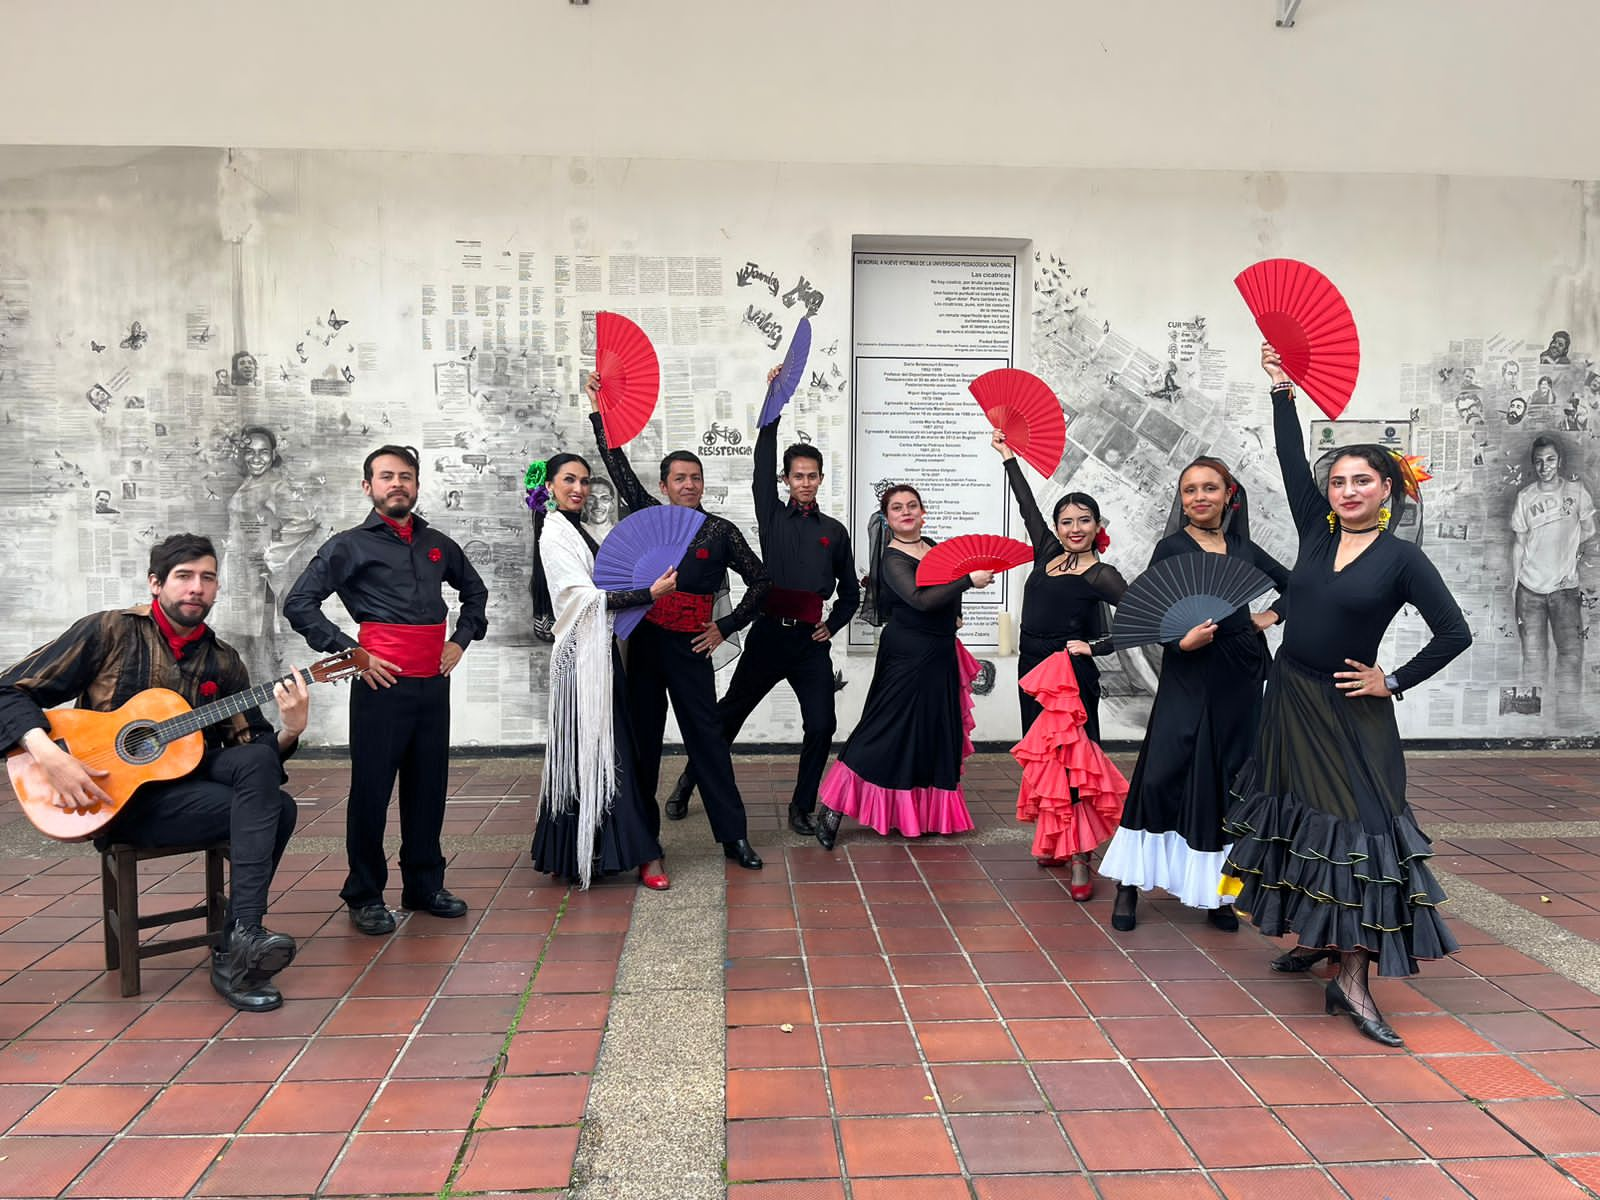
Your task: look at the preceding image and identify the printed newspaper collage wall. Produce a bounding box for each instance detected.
[0,148,1596,745]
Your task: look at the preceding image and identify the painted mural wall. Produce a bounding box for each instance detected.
[0,147,1596,746]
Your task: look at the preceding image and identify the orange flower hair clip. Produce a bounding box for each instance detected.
[1391,451,1432,501]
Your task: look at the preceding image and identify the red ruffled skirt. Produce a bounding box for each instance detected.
[1011,650,1128,861]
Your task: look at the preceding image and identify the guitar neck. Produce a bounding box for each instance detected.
[153,667,312,744]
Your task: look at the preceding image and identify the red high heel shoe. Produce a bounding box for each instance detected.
[639,864,671,891]
[1068,854,1095,903]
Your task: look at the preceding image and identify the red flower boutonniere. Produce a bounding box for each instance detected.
[695,548,710,559]
[428,547,443,563]
[199,681,219,699]
[819,536,831,547]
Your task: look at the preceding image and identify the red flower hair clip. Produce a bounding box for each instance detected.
[199,681,219,699]
[1093,529,1111,553]
[428,547,443,563]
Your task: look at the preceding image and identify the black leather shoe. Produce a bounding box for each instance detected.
[1111,885,1139,932]
[723,839,764,870]
[1325,980,1405,1047]
[1206,904,1240,932]
[402,889,469,918]
[210,924,293,1013]
[664,773,693,821]
[814,807,843,852]
[1271,947,1338,973]
[349,903,397,935]
[788,806,817,836]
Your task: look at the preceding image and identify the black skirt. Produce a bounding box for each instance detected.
[532,645,663,884]
[1223,654,1457,977]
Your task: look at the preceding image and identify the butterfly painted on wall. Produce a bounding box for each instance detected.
[328,308,349,332]
[90,341,105,353]
[120,322,147,351]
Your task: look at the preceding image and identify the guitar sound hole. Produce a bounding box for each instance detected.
[117,722,164,765]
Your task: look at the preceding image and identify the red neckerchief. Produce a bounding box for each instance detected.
[149,600,207,661]
[379,512,415,544]
[788,498,819,517]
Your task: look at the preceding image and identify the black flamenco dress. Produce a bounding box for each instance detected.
[817,545,979,837]
[1004,458,1128,739]
[531,513,664,885]
[1100,496,1289,909]
[1223,386,1472,976]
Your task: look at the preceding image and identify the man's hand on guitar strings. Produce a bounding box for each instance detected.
[273,672,311,739]
[21,728,112,811]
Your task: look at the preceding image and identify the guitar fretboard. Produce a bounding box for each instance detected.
[152,668,313,744]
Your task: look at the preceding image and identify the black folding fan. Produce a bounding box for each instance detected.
[1111,554,1275,650]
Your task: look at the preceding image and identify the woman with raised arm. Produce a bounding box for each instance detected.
[1099,456,1289,932]
[813,484,993,850]
[529,453,676,890]
[994,430,1127,894]
[1223,344,1471,1047]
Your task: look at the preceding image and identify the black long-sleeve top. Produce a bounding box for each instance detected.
[880,544,970,636]
[754,418,860,635]
[1004,458,1127,652]
[0,607,285,758]
[1271,384,1471,691]
[589,411,770,637]
[283,510,489,654]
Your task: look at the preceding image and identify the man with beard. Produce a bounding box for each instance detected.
[285,445,488,934]
[0,534,309,1011]
[665,366,859,836]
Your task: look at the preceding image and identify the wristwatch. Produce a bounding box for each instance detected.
[1383,673,1404,700]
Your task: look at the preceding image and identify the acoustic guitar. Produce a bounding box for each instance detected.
[7,647,369,842]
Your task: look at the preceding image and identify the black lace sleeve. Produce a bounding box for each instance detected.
[712,519,772,636]
[881,550,973,612]
[589,411,658,513]
[606,588,655,611]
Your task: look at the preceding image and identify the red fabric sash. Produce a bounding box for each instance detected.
[646,592,714,633]
[764,587,823,624]
[359,621,446,677]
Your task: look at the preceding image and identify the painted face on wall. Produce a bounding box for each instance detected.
[242,432,274,477]
[1533,443,1561,482]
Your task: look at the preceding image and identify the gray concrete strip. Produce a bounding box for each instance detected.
[569,812,728,1200]
[1430,820,1600,841]
[1432,867,1600,997]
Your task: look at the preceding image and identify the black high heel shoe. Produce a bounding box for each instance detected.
[814,807,843,852]
[1325,980,1404,1047]
[1111,885,1138,932]
[1270,947,1338,973]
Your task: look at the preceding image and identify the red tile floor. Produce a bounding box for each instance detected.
[0,752,1599,1197]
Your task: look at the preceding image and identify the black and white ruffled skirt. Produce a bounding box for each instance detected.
[1222,654,1457,978]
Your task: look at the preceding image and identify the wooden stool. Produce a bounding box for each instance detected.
[100,842,229,997]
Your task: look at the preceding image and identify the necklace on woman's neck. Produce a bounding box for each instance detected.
[1339,523,1381,535]
[1190,522,1224,536]
[891,534,923,546]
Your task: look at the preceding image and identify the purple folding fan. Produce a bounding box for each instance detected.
[593,505,706,638]
[758,316,812,428]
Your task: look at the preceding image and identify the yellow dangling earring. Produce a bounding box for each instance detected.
[1377,505,1391,531]
[1326,511,1337,533]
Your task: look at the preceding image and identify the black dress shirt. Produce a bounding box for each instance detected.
[284,510,489,654]
[589,412,770,637]
[753,419,860,635]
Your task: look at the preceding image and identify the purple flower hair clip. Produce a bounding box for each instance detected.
[525,483,553,511]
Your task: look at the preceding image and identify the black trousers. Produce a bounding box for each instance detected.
[627,620,748,842]
[680,616,837,814]
[103,741,297,930]
[342,675,450,909]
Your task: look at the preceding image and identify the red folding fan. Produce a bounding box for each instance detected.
[969,368,1067,477]
[594,311,661,447]
[915,534,1034,586]
[1234,259,1360,420]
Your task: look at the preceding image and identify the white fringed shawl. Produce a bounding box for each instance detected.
[538,513,616,889]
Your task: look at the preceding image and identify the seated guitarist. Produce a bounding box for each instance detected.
[0,534,309,1013]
